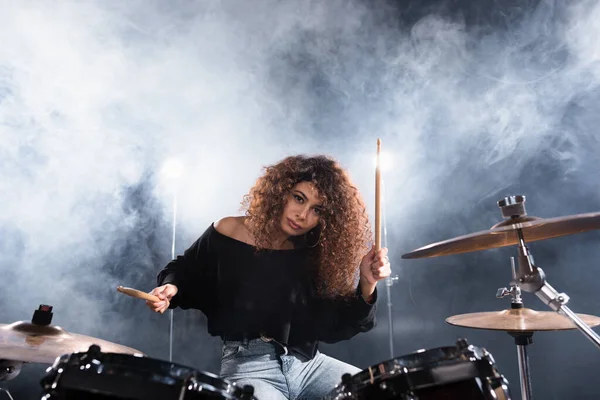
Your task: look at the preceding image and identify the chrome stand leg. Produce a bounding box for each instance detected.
[510,332,533,400]
[0,388,15,400]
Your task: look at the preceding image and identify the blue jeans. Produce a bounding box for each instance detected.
[219,338,360,400]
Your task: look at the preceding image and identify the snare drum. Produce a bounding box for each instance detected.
[327,339,511,400]
[40,345,256,399]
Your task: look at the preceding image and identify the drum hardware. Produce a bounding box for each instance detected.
[39,345,257,399]
[446,258,600,400]
[179,374,195,400]
[0,360,22,382]
[327,338,511,399]
[499,258,533,400]
[499,196,600,350]
[403,195,600,350]
[403,195,600,399]
[374,140,403,360]
[0,360,20,400]
[0,387,15,400]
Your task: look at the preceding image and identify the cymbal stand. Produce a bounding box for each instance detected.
[513,231,600,349]
[0,388,14,400]
[382,179,399,359]
[499,196,600,350]
[497,257,533,400]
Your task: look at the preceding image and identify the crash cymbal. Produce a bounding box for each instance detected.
[0,321,143,364]
[402,211,600,259]
[446,308,600,332]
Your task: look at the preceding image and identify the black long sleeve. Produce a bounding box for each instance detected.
[157,226,217,316]
[155,223,377,358]
[313,286,377,343]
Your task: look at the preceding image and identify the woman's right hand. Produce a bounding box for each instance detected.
[146,284,178,314]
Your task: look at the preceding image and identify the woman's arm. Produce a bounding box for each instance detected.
[154,224,217,311]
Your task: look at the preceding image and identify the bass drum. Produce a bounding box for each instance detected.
[326,339,511,400]
[40,345,256,400]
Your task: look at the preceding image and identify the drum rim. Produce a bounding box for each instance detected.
[45,350,243,396]
[341,343,500,393]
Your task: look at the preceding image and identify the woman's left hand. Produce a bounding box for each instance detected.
[359,246,391,300]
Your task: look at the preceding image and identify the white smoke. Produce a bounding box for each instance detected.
[2,1,600,397]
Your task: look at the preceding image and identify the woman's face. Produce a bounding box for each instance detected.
[280,181,324,237]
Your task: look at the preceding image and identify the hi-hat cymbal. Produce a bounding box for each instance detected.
[446,308,600,332]
[402,211,600,259]
[0,321,143,364]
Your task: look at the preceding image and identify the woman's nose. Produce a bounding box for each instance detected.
[297,207,309,219]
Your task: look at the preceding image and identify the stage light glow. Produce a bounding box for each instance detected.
[161,159,184,179]
[374,151,393,172]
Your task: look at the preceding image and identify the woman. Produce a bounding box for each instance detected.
[147,154,391,400]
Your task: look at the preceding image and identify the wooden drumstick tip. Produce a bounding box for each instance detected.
[116,285,160,302]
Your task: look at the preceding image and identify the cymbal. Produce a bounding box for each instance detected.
[402,211,600,259]
[446,308,600,332]
[0,321,143,364]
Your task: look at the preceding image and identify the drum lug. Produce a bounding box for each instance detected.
[403,391,418,400]
[240,384,255,399]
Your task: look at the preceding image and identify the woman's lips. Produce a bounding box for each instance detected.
[288,219,302,230]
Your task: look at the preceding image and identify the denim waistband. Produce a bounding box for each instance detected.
[222,335,289,356]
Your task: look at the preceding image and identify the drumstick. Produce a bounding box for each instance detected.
[117,286,160,302]
[375,138,382,251]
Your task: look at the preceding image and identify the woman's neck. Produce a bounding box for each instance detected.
[270,233,295,250]
[243,217,295,250]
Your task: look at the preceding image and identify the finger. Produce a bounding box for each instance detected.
[148,300,166,310]
[372,258,386,267]
[150,285,164,294]
[376,266,391,278]
[368,245,377,257]
[374,251,389,261]
[371,265,390,277]
[145,300,157,309]
[159,302,170,313]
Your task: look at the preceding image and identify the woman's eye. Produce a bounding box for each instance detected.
[313,208,322,215]
[294,195,303,203]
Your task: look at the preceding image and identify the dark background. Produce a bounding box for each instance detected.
[1,0,600,398]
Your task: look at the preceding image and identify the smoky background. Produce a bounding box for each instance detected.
[1,0,599,398]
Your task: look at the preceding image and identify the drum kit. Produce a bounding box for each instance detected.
[0,305,257,399]
[328,195,600,400]
[1,195,599,399]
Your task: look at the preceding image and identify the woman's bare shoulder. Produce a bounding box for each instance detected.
[213,216,248,241]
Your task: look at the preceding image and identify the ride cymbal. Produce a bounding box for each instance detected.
[402,211,600,259]
[446,308,600,332]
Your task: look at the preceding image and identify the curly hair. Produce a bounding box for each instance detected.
[241,155,372,299]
